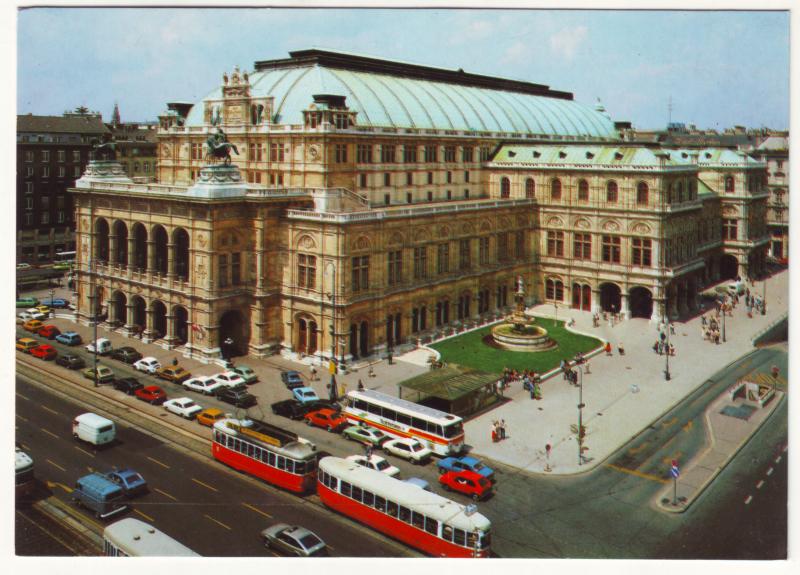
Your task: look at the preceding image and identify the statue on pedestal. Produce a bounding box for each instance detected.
[205,128,239,165]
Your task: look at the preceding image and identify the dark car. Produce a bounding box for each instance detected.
[109,346,143,364]
[55,353,85,370]
[113,377,144,396]
[216,387,257,408]
[280,370,305,389]
[271,399,308,420]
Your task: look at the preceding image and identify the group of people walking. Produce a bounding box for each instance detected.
[491,419,507,442]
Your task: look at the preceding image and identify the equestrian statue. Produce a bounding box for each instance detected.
[205,127,239,165]
[91,133,117,161]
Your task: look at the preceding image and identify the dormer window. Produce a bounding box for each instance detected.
[614,152,624,161]
[334,113,350,130]
[585,151,594,159]
[558,151,567,159]
[533,151,541,158]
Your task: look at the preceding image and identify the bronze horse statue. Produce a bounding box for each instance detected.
[91,134,117,161]
[205,128,239,165]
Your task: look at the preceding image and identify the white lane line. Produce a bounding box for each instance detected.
[756,480,764,489]
[766,467,774,476]
[783,445,788,453]
[744,495,753,505]
[775,456,782,464]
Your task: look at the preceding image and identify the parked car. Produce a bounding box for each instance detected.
[85,338,112,355]
[56,353,86,369]
[30,344,58,360]
[196,408,226,427]
[17,312,36,323]
[156,365,192,384]
[82,365,115,384]
[211,371,246,388]
[382,437,433,465]
[342,424,391,448]
[437,455,495,482]
[113,377,144,396]
[438,470,493,501]
[45,298,69,308]
[16,338,39,354]
[52,262,71,271]
[37,324,61,339]
[216,387,257,408]
[271,399,309,420]
[16,296,39,308]
[16,263,33,271]
[133,356,161,374]
[55,331,83,346]
[105,468,148,497]
[135,385,167,405]
[232,365,258,384]
[183,375,225,396]
[25,308,48,320]
[346,454,400,478]
[163,397,203,419]
[292,386,320,405]
[109,346,143,364]
[33,305,52,316]
[260,524,328,557]
[303,408,348,432]
[23,320,45,333]
[280,370,305,389]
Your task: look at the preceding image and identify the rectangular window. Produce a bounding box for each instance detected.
[74,166,81,177]
[631,238,652,266]
[381,145,395,163]
[384,173,391,186]
[497,232,509,261]
[462,146,474,163]
[479,237,489,265]
[459,239,471,270]
[25,196,34,210]
[465,171,470,183]
[573,233,591,260]
[58,166,65,178]
[384,193,390,205]
[270,142,286,162]
[25,182,33,194]
[73,150,81,162]
[403,144,417,163]
[359,173,367,188]
[218,255,228,288]
[388,250,402,286]
[427,172,434,185]
[424,145,438,163]
[57,150,65,162]
[547,231,564,257]
[406,192,412,203]
[357,144,372,163]
[41,150,50,162]
[191,143,204,160]
[515,230,526,260]
[335,144,348,163]
[413,247,428,280]
[25,150,33,162]
[406,172,413,186]
[437,243,450,274]
[723,219,738,240]
[480,147,491,161]
[26,166,33,177]
[444,146,456,163]
[41,196,50,210]
[446,171,453,184]
[602,235,621,263]
[352,256,369,292]
[231,253,241,285]
[42,166,50,178]
[41,212,50,224]
[427,191,433,202]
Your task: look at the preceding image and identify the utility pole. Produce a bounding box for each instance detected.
[664,318,671,381]
[577,365,585,465]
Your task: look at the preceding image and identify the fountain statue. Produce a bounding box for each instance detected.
[490,276,556,352]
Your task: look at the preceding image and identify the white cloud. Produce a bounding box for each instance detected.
[500,40,530,67]
[549,25,588,61]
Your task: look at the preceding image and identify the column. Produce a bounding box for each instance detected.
[124,302,136,332]
[620,292,630,319]
[591,288,601,314]
[109,233,118,268]
[255,226,264,292]
[105,295,116,326]
[651,297,666,324]
[164,312,178,346]
[167,242,176,278]
[142,307,155,342]
[127,237,136,269]
[146,240,156,273]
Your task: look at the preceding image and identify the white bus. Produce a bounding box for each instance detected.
[103,518,200,557]
[341,389,465,456]
[15,447,35,499]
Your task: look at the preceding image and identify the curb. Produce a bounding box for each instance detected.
[32,497,104,552]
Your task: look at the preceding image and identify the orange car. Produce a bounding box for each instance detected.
[156,365,192,384]
[23,319,44,333]
[196,408,226,427]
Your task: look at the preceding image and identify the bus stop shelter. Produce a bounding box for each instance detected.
[398,365,501,418]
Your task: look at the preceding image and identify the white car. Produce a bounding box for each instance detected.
[85,337,112,355]
[134,356,162,374]
[17,311,36,322]
[212,371,246,388]
[24,309,47,321]
[163,397,203,419]
[346,455,400,478]
[183,376,225,395]
[382,437,433,465]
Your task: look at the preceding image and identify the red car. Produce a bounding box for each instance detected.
[438,470,493,501]
[30,344,57,360]
[37,325,61,340]
[134,385,167,405]
[303,408,348,432]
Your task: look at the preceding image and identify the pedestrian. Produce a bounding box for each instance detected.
[560,359,568,379]
[714,331,720,345]
[669,343,675,356]
[669,323,676,335]
[618,343,625,356]
[491,422,498,442]
[311,366,317,381]
[534,381,542,400]
[171,357,178,366]
[358,379,364,391]
[368,365,375,378]
[653,340,660,354]
[605,342,612,356]
[500,419,507,440]
[496,379,504,397]
[701,315,707,327]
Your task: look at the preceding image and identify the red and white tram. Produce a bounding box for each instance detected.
[317,456,491,557]
[212,418,317,493]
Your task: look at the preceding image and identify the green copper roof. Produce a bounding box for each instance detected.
[185,64,617,138]
[671,148,765,167]
[491,144,693,168]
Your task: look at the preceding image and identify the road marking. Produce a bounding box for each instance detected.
[134,509,155,522]
[204,514,232,530]
[46,459,66,472]
[783,445,788,453]
[73,445,95,458]
[16,392,30,401]
[41,405,59,415]
[744,495,753,505]
[16,510,83,555]
[605,463,669,484]
[627,442,649,455]
[154,488,178,501]
[775,456,782,464]
[40,428,59,439]
[682,421,693,433]
[16,414,29,422]
[661,417,678,428]
[46,480,74,494]
[756,480,764,489]
[242,502,272,519]
[766,467,774,476]
[147,456,170,469]
[20,442,30,451]
[192,477,218,492]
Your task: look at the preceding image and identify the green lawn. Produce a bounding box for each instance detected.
[430,318,603,375]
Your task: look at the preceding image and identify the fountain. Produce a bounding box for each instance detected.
[491,276,556,352]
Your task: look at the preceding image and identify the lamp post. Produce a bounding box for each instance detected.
[326,262,338,369]
[664,318,671,381]
[48,287,55,309]
[722,306,727,343]
[577,364,585,465]
[762,278,767,315]
[89,259,98,387]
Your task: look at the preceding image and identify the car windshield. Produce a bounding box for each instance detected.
[183,401,197,408]
[411,443,424,452]
[126,473,144,483]
[299,534,322,549]
[472,462,485,471]
[376,460,389,471]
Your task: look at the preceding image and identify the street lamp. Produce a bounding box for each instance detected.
[762,278,767,315]
[577,364,585,465]
[664,319,671,381]
[48,287,55,309]
[722,306,726,343]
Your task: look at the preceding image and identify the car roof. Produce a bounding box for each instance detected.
[143,385,162,391]
[445,469,485,480]
[295,386,315,392]
[201,408,224,415]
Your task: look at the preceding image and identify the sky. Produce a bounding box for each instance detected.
[16,7,791,131]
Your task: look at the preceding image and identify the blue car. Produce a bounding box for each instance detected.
[46,298,69,308]
[437,456,495,482]
[55,331,83,346]
[105,468,148,497]
[292,386,320,405]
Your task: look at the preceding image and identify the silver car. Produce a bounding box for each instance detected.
[260,523,328,557]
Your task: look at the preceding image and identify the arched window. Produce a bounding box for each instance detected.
[667,182,673,204]
[545,278,564,301]
[551,178,562,201]
[525,178,535,198]
[724,176,735,194]
[606,181,618,203]
[677,182,684,202]
[578,179,589,201]
[636,182,649,205]
[689,180,696,200]
[500,177,511,198]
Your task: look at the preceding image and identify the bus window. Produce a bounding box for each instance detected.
[411,511,425,530]
[382,408,397,422]
[453,529,466,547]
[352,486,363,502]
[354,399,369,411]
[398,506,411,523]
[397,413,411,426]
[375,495,386,512]
[386,500,398,517]
[340,481,352,497]
[362,490,374,507]
[367,403,382,415]
[444,421,463,438]
[412,417,426,431]
[425,517,438,536]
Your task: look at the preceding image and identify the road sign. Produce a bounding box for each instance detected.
[670,460,680,478]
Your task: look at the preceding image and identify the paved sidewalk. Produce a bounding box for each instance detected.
[656,389,785,513]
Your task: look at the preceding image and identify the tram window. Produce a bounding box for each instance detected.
[268,452,276,466]
[375,495,387,512]
[352,486,363,502]
[247,443,255,458]
[382,408,397,421]
[286,459,295,474]
[412,417,426,431]
[233,439,241,452]
[354,399,369,411]
[295,461,305,475]
[318,469,325,483]
[398,506,411,523]
[362,490,374,507]
[425,517,438,535]
[306,459,317,473]
[341,481,352,497]
[386,500,398,517]
[454,529,466,547]
[277,456,287,470]
[467,532,478,548]
[442,524,453,542]
[411,511,425,529]
[397,413,412,426]
[213,431,221,443]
